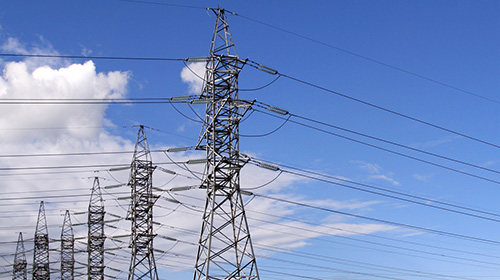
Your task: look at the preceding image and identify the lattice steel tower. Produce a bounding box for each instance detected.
[61,210,74,280]
[127,125,159,280]
[33,201,50,280]
[12,232,27,280]
[88,177,105,280]
[194,8,260,280]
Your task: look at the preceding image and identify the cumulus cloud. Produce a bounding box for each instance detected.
[0,38,135,276]
[180,62,205,93]
[1,36,65,70]
[0,60,129,142]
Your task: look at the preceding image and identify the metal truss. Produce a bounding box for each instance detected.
[61,210,75,280]
[33,201,50,280]
[88,177,105,280]
[128,125,159,280]
[193,8,260,280]
[12,232,27,280]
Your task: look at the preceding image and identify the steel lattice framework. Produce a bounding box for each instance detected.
[12,232,27,280]
[88,177,105,280]
[33,201,50,280]
[193,8,260,280]
[61,210,75,280]
[127,125,159,280]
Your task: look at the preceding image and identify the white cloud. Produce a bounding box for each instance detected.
[413,173,431,182]
[2,37,27,54]
[305,198,382,210]
[0,60,129,142]
[352,160,400,186]
[351,160,381,174]
[0,38,135,276]
[368,174,400,186]
[180,62,205,93]
[1,36,65,70]
[411,135,459,149]
[80,45,93,57]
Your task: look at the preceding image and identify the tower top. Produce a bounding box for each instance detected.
[209,8,237,57]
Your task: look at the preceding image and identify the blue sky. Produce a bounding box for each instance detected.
[0,0,499,279]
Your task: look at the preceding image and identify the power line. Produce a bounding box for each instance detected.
[156,199,500,270]
[252,101,500,176]
[110,215,491,280]
[172,190,500,261]
[252,193,500,246]
[248,157,500,222]
[0,53,185,62]
[0,191,129,202]
[272,71,500,150]
[252,107,500,186]
[235,15,500,105]
[0,98,189,105]
[106,1,498,107]
[157,190,500,272]
[118,0,208,10]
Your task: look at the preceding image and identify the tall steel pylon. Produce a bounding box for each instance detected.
[33,201,50,280]
[88,177,105,280]
[193,8,260,280]
[61,210,74,280]
[127,125,159,280]
[12,232,27,280]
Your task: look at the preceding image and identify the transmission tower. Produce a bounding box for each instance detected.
[12,232,27,280]
[61,210,74,280]
[33,201,50,280]
[193,8,260,280]
[127,125,159,280]
[88,177,105,280]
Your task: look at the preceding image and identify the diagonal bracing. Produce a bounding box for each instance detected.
[61,210,75,280]
[13,232,27,280]
[194,8,260,280]
[128,125,159,280]
[88,177,105,280]
[33,201,50,280]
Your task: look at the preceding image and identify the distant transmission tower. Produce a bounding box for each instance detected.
[33,201,50,280]
[127,125,159,280]
[193,8,260,280]
[88,177,105,280]
[61,210,74,280]
[12,232,27,280]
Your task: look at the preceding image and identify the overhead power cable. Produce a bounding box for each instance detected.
[3,51,498,153]
[0,53,184,62]
[0,191,129,202]
[0,97,193,105]
[159,191,500,271]
[272,71,500,150]
[0,148,187,158]
[258,248,476,280]
[252,192,500,246]
[234,14,499,105]
[249,157,500,222]
[121,215,490,280]
[118,0,208,10]
[252,107,500,187]
[105,2,497,107]
[253,101,500,176]
[0,159,194,172]
[157,199,500,269]
[248,215,500,270]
